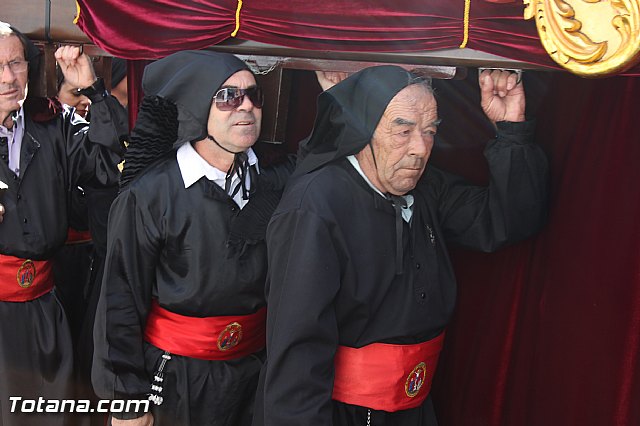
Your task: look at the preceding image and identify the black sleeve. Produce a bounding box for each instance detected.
[424,120,549,252]
[64,89,128,189]
[92,188,160,419]
[260,154,296,190]
[262,208,341,426]
[85,185,119,259]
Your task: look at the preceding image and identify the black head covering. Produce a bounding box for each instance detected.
[0,22,42,90]
[142,50,249,148]
[296,65,421,176]
[298,65,431,275]
[110,57,127,88]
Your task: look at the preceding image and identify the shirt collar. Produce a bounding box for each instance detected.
[176,142,258,188]
[13,108,24,129]
[347,155,385,198]
[347,155,414,222]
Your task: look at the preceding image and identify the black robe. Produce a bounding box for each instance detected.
[255,121,549,426]
[0,95,126,426]
[92,153,288,425]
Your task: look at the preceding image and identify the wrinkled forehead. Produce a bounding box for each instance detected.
[0,33,24,58]
[381,84,437,122]
[391,83,436,107]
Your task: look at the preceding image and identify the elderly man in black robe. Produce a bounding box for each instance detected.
[254,66,549,426]
[0,21,127,426]
[92,50,292,426]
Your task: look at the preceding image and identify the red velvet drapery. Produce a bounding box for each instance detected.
[76,0,554,67]
[429,72,640,426]
[75,0,640,75]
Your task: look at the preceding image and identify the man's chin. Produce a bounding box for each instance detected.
[390,179,421,195]
[234,132,260,147]
[225,139,258,153]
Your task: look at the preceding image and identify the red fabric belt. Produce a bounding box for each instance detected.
[144,300,266,360]
[65,228,92,244]
[0,255,54,302]
[332,332,445,412]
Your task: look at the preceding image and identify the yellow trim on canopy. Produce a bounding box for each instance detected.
[459,0,470,48]
[73,1,81,25]
[231,0,243,37]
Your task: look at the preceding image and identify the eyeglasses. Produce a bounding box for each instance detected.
[213,86,264,111]
[0,60,28,74]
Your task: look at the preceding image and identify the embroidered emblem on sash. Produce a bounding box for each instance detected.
[17,259,36,288]
[217,322,243,351]
[405,362,427,398]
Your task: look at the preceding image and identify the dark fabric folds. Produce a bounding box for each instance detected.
[258,121,548,424]
[120,96,178,190]
[0,293,73,426]
[93,156,288,423]
[431,71,640,426]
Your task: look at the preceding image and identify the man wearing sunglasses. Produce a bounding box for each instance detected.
[0,22,127,426]
[93,50,292,426]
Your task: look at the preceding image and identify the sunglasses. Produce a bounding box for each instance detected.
[213,86,264,111]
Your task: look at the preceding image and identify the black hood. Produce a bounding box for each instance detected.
[142,50,249,148]
[296,65,420,176]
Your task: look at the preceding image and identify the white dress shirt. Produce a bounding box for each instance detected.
[176,142,259,209]
[0,108,25,176]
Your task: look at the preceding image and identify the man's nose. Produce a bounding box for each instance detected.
[409,133,433,157]
[0,65,16,83]
[237,93,254,111]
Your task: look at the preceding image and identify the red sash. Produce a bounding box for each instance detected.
[0,255,54,302]
[144,300,266,360]
[332,332,445,412]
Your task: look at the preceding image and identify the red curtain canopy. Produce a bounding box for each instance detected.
[76,0,557,69]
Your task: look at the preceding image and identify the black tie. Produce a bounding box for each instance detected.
[387,194,407,275]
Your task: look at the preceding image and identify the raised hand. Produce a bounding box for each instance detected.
[315,71,350,91]
[54,45,97,90]
[478,69,525,125]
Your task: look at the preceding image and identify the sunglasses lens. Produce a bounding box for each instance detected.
[214,88,242,111]
[213,87,264,111]
[245,87,264,109]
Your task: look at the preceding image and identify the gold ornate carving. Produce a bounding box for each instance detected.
[524,0,640,76]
